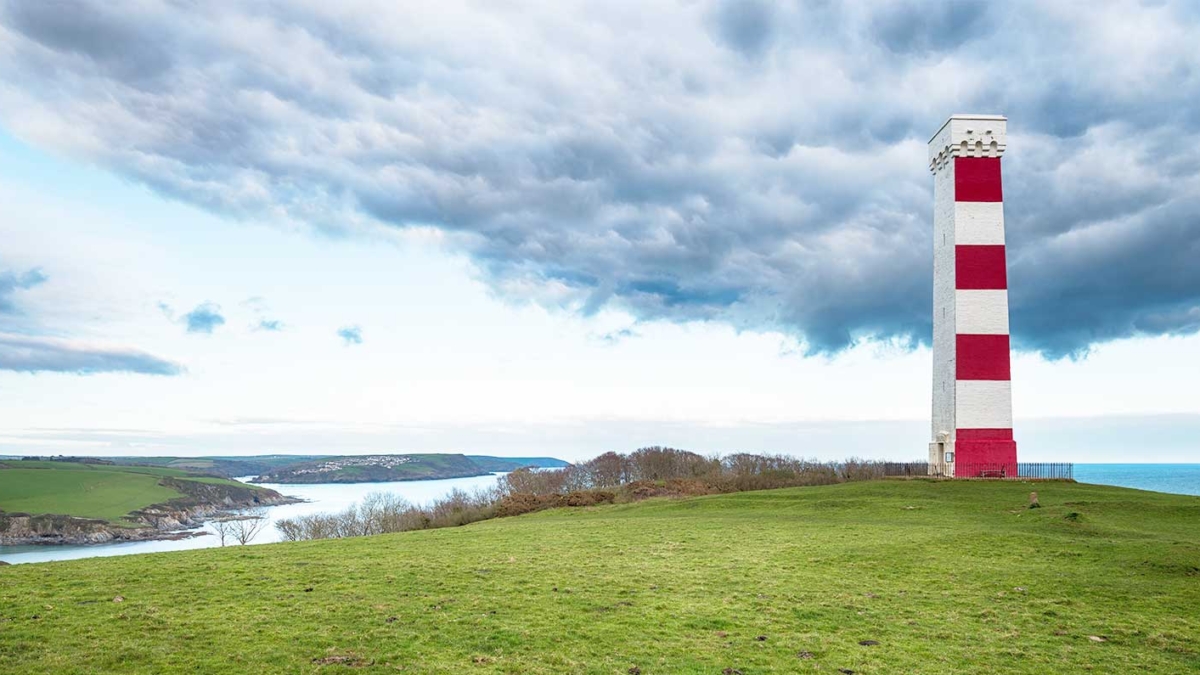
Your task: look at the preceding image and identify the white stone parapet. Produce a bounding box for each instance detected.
[929,114,1007,172]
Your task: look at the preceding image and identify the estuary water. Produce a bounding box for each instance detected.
[0,472,504,565]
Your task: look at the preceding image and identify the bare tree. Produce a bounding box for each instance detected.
[211,509,268,546]
[211,516,234,547]
[231,508,269,545]
[500,467,568,496]
[587,451,630,487]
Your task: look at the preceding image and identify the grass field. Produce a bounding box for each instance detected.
[257,453,488,484]
[0,469,180,524]
[1,480,1198,674]
[0,462,263,524]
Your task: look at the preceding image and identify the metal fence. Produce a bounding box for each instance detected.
[1015,463,1074,479]
[882,462,930,477]
[885,462,1074,480]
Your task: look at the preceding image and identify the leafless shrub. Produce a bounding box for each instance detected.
[578,451,629,488]
[427,488,498,527]
[212,516,234,547]
[839,458,887,482]
[273,517,304,542]
[211,508,268,546]
[275,511,341,542]
[274,451,898,542]
[275,488,495,541]
[627,446,718,482]
[232,509,268,545]
[494,490,617,517]
[499,467,569,496]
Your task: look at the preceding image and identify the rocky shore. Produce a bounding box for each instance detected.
[0,477,300,546]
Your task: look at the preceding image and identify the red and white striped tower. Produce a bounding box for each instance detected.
[928,114,1017,478]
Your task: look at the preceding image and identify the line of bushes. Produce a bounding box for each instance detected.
[275,489,497,542]
[275,448,897,542]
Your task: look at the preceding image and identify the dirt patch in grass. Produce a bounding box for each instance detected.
[625,479,721,500]
[312,654,371,667]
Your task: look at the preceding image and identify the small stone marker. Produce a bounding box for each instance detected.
[1029,491,1041,509]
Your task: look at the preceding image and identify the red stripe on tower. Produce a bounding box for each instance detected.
[955,245,1008,289]
[956,334,1012,380]
[955,429,1014,441]
[955,157,1003,202]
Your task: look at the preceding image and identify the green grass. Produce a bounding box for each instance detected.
[1,461,192,478]
[260,453,486,483]
[164,459,216,469]
[0,462,262,524]
[1,480,1198,674]
[176,476,251,486]
[0,469,179,524]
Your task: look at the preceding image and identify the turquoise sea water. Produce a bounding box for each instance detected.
[1074,463,1200,497]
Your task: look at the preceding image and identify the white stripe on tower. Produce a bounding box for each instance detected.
[956,291,1009,334]
[955,381,1014,429]
[928,114,1018,478]
[953,202,1005,245]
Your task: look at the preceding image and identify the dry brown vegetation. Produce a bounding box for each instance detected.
[276,448,895,541]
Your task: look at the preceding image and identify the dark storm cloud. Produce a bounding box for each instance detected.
[2,0,1198,356]
[0,0,176,82]
[870,1,993,55]
[0,334,184,375]
[710,0,777,57]
[183,303,225,334]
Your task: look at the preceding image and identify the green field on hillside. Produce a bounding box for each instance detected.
[0,461,262,524]
[254,453,490,484]
[2,480,1198,674]
[108,455,332,478]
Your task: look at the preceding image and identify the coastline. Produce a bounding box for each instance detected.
[0,478,302,547]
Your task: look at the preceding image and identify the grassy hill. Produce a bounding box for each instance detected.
[0,461,288,540]
[2,480,1198,673]
[252,453,491,484]
[108,455,334,479]
[0,465,181,525]
[467,456,572,472]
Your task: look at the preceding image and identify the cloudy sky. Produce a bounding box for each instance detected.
[1,0,1198,462]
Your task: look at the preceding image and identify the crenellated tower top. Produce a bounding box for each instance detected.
[928,114,1007,173]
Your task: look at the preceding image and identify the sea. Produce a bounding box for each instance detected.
[1072,463,1200,498]
[2,464,1197,565]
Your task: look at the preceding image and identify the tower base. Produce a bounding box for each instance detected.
[954,440,1017,477]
